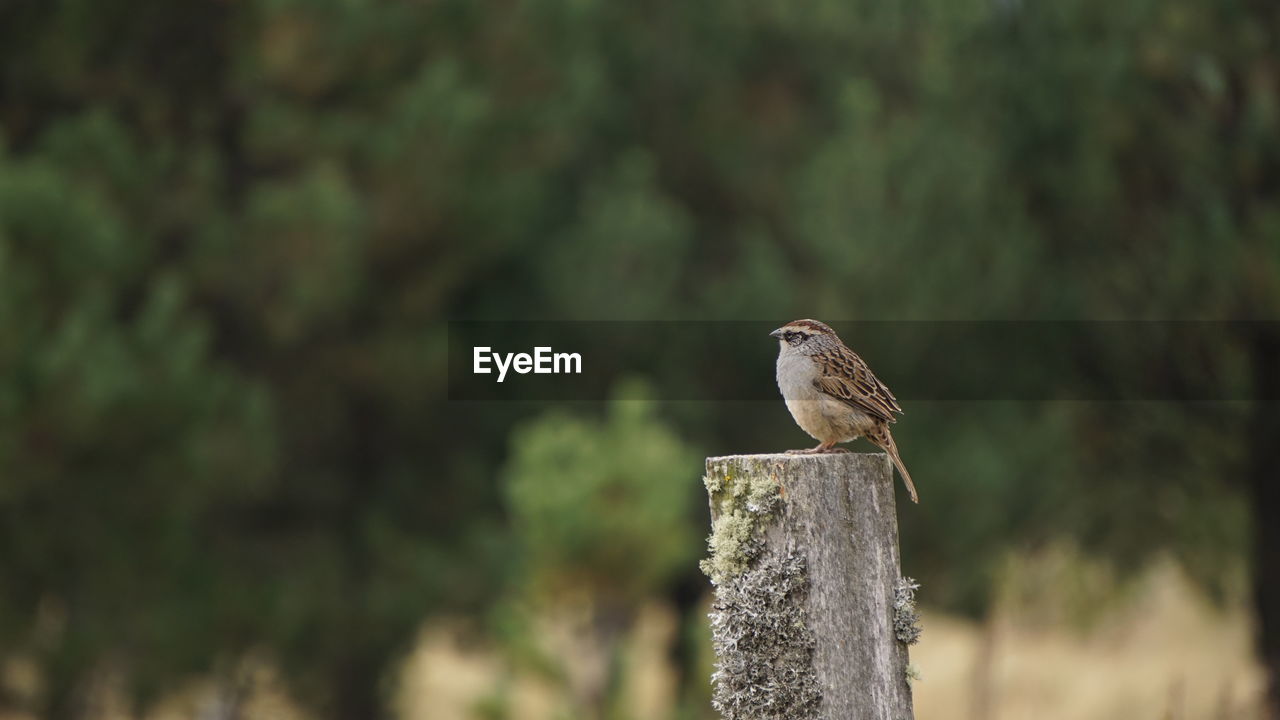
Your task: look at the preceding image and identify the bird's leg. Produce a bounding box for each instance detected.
[787,440,848,454]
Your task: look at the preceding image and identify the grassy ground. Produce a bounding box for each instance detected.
[2,557,1261,719]
[911,563,1262,720]
[399,558,1263,720]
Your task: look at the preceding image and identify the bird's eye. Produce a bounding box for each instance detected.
[784,331,798,342]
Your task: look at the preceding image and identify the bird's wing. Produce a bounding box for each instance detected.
[813,345,903,423]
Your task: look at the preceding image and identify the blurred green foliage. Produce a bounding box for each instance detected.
[506,380,697,604]
[499,380,698,718]
[1,0,1278,717]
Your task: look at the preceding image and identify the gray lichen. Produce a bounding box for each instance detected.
[708,551,819,720]
[699,461,781,585]
[893,577,923,645]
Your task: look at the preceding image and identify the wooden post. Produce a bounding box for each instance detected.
[701,453,917,720]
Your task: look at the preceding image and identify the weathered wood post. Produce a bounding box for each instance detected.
[701,453,918,720]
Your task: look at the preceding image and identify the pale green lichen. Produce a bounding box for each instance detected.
[702,460,818,717]
[708,551,818,719]
[699,460,782,585]
[905,662,922,687]
[893,577,923,645]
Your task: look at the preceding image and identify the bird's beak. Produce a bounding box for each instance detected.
[769,328,783,339]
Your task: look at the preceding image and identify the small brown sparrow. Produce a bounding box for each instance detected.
[771,319,919,503]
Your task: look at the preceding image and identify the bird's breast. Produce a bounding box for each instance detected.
[776,351,819,399]
[776,350,871,443]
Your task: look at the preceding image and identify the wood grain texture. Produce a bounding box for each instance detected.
[703,452,915,720]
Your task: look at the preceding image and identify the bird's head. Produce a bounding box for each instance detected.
[769,319,840,354]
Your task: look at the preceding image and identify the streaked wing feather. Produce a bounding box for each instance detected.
[813,345,903,423]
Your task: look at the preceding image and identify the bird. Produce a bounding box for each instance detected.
[770,319,919,503]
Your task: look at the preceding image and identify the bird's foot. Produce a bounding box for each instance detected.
[786,444,849,454]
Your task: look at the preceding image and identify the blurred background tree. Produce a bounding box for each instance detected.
[501,380,697,718]
[1,0,1276,718]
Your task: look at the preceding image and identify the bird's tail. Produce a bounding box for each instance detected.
[867,425,919,504]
